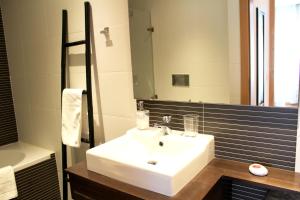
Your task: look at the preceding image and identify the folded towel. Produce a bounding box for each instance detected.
[62,89,85,147]
[0,166,18,200]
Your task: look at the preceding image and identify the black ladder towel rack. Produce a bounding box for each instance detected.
[61,2,95,200]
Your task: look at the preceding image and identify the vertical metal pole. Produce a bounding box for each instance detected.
[84,2,95,148]
[61,10,68,200]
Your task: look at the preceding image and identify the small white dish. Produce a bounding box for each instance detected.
[249,163,268,176]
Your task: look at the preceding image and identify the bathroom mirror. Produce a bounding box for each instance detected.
[128,0,300,108]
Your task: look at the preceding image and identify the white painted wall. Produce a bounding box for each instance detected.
[151,0,230,103]
[227,0,241,105]
[1,0,136,197]
[128,0,241,104]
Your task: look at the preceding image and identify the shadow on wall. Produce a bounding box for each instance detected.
[69,6,105,164]
[0,8,18,145]
[90,5,105,144]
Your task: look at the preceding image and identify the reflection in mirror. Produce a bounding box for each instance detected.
[128,0,300,108]
[273,0,300,107]
[256,8,265,106]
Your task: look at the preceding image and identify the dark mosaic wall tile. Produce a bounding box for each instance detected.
[13,154,61,200]
[231,179,268,200]
[204,103,297,170]
[143,100,204,133]
[0,9,18,145]
[141,100,298,171]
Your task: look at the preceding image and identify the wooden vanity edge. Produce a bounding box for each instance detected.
[66,158,300,200]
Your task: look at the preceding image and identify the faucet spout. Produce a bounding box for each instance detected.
[154,125,171,136]
[163,126,172,135]
[154,115,172,136]
[161,126,171,136]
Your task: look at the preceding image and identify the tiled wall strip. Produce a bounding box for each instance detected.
[204,103,297,171]
[231,180,268,200]
[266,189,300,199]
[13,154,61,200]
[0,9,18,145]
[142,100,298,171]
[144,100,204,133]
[206,177,268,200]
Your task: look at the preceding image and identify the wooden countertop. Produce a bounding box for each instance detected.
[66,159,300,200]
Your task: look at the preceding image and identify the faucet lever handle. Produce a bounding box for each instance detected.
[162,116,171,124]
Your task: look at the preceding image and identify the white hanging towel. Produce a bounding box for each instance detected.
[0,166,18,200]
[62,89,84,148]
[81,95,89,140]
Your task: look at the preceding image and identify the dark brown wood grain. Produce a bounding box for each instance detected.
[240,0,251,105]
[268,0,275,106]
[66,159,300,200]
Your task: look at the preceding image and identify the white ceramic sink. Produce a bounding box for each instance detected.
[86,128,214,196]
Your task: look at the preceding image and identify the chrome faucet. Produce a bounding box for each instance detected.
[154,115,172,136]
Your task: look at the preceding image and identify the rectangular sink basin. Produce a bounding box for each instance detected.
[86,128,214,196]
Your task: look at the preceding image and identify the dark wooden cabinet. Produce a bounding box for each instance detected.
[69,173,142,200]
[66,159,300,200]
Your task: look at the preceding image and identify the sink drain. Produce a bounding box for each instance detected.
[147,160,157,165]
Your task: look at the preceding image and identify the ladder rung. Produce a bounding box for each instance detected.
[81,138,90,143]
[65,40,85,47]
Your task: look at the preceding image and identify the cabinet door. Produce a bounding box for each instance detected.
[69,174,142,200]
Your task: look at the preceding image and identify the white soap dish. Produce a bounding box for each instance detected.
[249,163,268,176]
